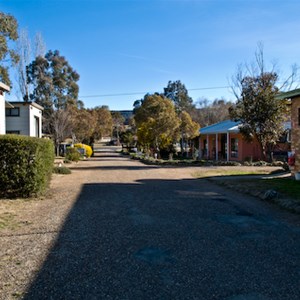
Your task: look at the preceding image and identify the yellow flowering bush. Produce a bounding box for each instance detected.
[74,143,93,158]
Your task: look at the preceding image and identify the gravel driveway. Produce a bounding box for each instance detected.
[0,150,299,299]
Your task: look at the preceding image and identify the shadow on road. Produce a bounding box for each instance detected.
[23,178,300,299]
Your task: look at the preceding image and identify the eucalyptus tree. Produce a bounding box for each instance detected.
[27,50,80,118]
[163,80,194,114]
[0,12,19,86]
[27,50,80,149]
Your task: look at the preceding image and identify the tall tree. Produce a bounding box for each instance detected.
[0,12,19,86]
[14,29,46,101]
[14,28,31,100]
[134,94,180,154]
[34,31,46,58]
[229,44,293,160]
[163,80,194,113]
[27,50,80,118]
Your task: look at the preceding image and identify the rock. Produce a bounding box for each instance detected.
[262,189,278,200]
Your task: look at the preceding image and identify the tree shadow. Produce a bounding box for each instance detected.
[23,178,300,299]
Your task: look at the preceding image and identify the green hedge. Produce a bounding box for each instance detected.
[0,135,55,198]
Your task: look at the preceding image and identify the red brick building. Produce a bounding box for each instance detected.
[199,119,290,162]
[199,120,263,161]
[277,89,300,173]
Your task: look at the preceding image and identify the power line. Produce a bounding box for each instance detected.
[79,86,231,98]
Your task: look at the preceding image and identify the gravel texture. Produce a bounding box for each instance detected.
[0,149,299,300]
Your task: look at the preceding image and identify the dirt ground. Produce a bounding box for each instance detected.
[0,152,297,299]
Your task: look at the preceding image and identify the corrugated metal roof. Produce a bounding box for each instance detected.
[200,120,241,135]
[276,88,300,100]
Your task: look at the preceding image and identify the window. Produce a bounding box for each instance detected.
[6,107,20,116]
[6,130,20,135]
[231,138,239,158]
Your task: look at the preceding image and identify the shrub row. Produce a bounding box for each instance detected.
[0,135,55,198]
[130,153,288,169]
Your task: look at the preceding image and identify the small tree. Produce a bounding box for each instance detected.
[230,44,296,160]
[111,111,125,145]
[49,108,73,156]
[134,94,180,155]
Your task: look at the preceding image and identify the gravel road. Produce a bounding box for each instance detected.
[1,150,299,300]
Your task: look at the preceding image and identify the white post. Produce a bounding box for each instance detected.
[216,133,218,161]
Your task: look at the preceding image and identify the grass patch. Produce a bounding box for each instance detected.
[262,178,300,201]
[193,168,281,178]
[216,177,300,202]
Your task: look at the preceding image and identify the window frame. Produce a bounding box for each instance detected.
[5,107,20,117]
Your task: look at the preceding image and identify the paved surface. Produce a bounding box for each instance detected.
[24,151,300,300]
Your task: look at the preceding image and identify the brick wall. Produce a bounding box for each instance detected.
[291,96,300,172]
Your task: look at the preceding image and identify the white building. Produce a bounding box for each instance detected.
[6,101,43,137]
[0,82,11,135]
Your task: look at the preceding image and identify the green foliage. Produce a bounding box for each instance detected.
[179,111,200,143]
[120,130,136,147]
[92,106,113,140]
[0,12,19,86]
[134,94,180,152]
[53,166,71,174]
[230,72,285,159]
[74,143,93,157]
[27,50,80,118]
[65,147,81,162]
[0,135,54,198]
[163,80,194,113]
[71,107,95,144]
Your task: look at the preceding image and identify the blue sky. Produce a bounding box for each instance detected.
[2,0,300,110]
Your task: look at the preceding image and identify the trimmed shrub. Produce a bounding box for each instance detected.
[0,135,55,198]
[53,166,71,174]
[74,143,93,158]
[65,147,81,162]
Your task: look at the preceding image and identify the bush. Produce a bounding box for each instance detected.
[74,143,93,158]
[65,147,81,162]
[0,135,54,198]
[53,166,71,174]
